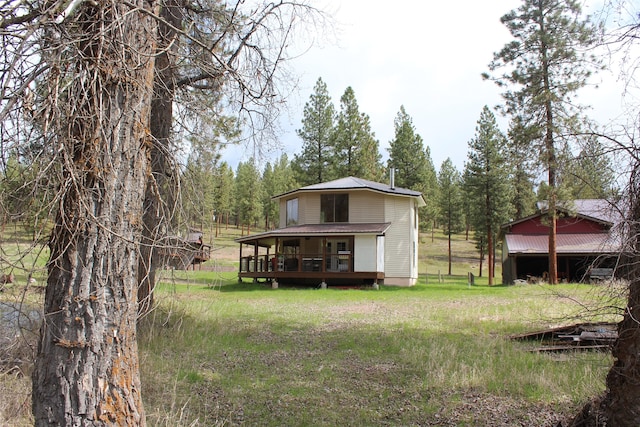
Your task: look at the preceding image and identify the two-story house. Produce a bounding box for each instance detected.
[235,176,426,287]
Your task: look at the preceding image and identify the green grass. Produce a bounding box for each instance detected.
[140,276,618,426]
[0,226,622,425]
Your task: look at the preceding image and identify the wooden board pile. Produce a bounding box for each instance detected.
[510,322,617,352]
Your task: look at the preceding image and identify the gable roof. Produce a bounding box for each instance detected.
[502,199,626,255]
[535,199,618,225]
[274,176,426,206]
[503,199,618,231]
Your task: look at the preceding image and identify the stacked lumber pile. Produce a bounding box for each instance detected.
[511,322,617,352]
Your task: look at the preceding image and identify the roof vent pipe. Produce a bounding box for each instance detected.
[390,168,395,189]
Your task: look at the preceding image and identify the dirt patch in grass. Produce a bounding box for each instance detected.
[429,390,568,426]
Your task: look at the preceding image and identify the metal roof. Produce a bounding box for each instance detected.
[235,222,392,244]
[505,233,620,255]
[535,199,619,225]
[502,199,620,232]
[273,176,426,206]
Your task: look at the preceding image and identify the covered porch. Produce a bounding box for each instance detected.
[235,223,390,286]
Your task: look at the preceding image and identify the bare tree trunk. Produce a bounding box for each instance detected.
[487,196,494,285]
[568,158,640,427]
[541,21,558,285]
[432,219,436,243]
[138,0,181,317]
[32,1,156,425]
[479,240,484,278]
[603,162,640,425]
[447,231,452,276]
[548,194,558,284]
[605,277,640,425]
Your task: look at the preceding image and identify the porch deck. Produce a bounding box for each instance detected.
[238,252,384,284]
[160,238,211,270]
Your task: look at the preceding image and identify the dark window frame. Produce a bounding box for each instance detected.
[321,193,349,223]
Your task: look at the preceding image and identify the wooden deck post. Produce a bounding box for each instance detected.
[322,237,327,273]
[253,242,258,273]
[275,237,280,272]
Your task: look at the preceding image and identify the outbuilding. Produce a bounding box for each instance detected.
[501,199,620,283]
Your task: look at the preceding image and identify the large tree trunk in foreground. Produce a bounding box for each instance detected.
[32,1,157,425]
[605,276,640,425]
[602,162,640,426]
[568,160,640,427]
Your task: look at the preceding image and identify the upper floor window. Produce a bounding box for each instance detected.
[321,194,349,223]
[286,198,298,226]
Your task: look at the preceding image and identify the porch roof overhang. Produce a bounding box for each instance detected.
[505,233,620,256]
[235,222,392,246]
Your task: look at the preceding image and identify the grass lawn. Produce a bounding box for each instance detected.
[138,276,618,426]
[0,227,622,426]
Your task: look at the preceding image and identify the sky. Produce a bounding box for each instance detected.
[219,0,630,175]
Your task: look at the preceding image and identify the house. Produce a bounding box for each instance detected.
[501,199,621,284]
[235,176,426,287]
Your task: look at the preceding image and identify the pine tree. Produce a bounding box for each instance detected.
[437,158,464,276]
[562,135,617,199]
[181,116,238,234]
[464,106,513,285]
[214,162,235,235]
[507,117,538,219]
[235,160,263,234]
[564,7,640,426]
[262,154,298,229]
[292,77,336,185]
[356,116,385,182]
[387,106,437,231]
[262,162,276,229]
[485,0,602,283]
[31,0,157,421]
[387,106,429,191]
[422,146,439,234]
[333,87,383,180]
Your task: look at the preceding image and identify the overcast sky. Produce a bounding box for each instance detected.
[220,0,629,175]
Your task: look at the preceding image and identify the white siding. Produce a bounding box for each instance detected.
[384,196,414,284]
[354,235,377,272]
[411,201,419,279]
[349,191,385,223]
[301,193,320,224]
[376,235,385,273]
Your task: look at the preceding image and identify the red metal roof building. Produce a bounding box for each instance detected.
[501,199,621,283]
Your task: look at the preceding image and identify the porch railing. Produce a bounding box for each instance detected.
[239,253,352,274]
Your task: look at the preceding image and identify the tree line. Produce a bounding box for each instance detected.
[183,81,617,286]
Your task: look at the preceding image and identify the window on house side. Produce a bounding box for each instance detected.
[286,198,298,226]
